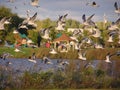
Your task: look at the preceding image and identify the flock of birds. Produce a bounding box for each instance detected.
[0,0,120,73]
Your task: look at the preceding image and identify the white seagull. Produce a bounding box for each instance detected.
[114,2,120,15]
[107,18,120,31]
[82,14,96,27]
[0,17,11,30]
[105,51,120,63]
[56,14,68,31]
[49,48,57,54]
[18,12,37,30]
[42,56,53,64]
[78,49,87,60]
[28,52,37,63]
[31,0,40,8]
[86,1,100,7]
[91,27,101,38]
[40,26,52,40]
[107,30,117,43]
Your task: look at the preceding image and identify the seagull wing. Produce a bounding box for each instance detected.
[29,12,37,21]
[87,14,95,22]
[58,15,63,21]
[92,1,96,5]
[82,14,86,22]
[115,17,120,25]
[41,28,46,34]
[0,17,7,23]
[110,53,116,57]
[114,2,118,10]
[64,14,68,18]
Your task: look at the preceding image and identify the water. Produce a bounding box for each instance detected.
[0,58,120,77]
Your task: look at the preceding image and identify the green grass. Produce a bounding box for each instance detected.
[0,47,120,60]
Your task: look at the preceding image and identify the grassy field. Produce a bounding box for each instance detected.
[0,47,120,60]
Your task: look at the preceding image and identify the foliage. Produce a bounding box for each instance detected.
[0,64,120,89]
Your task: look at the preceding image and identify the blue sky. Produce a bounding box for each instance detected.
[0,0,120,22]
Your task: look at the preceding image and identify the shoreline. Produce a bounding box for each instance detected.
[0,47,120,60]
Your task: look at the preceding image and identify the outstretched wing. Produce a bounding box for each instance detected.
[58,15,63,21]
[115,17,120,25]
[64,14,68,18]
[114,2,118,10]
[82,14,86,22]
[87,14,95,21]
[30,12,37,21]
[0,17,7,23]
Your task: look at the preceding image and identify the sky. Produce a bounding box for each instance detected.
[0,0,120,22]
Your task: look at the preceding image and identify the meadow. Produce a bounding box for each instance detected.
[0,47,120,60]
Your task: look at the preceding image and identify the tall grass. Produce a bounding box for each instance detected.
[0,63,120,89]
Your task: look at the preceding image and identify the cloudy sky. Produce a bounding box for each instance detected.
[0,0,120,22]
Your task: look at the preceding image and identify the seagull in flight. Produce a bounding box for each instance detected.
[0,17,11,30]
[105,52,120,63]
[78,49,87,60]
[82,14,96,27]
[40,26,52,39]
[31,0,40,8]
[114,2,120,15]
[107,17,120,31]
[56,14,68,31]
[18,12,37,30]
[86,1,100,7]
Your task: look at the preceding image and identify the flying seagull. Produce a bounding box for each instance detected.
[18,12,37,30]
[105,51,120,63]
[114,2,120,15]
[56,14,68,31]
[40,26,52,39]
[107,17,120,31]
[82,14,96,27]
[0,17,11,30]
[78,49,87,60]
[31,0,40,8]
[86,1,100,7]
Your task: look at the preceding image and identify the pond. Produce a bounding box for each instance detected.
[0,58,120,77]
